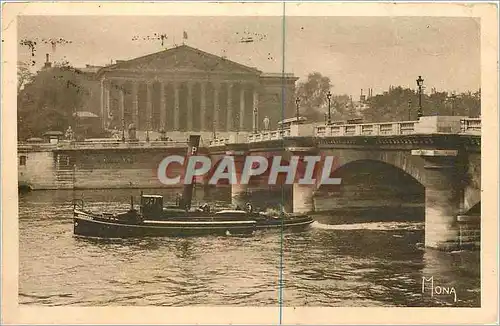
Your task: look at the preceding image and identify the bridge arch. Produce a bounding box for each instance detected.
[315,158,425,212]
[328,158,423,185]
[323,149,425,186]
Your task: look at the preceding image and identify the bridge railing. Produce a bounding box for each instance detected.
[18,139,189,151]
[209,138,230,147]
[461,118,481,134]
[247,128,291,143]
[206,116,483,147]
[315,121,417,137]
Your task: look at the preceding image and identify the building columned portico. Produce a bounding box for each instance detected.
[96,45,298,135]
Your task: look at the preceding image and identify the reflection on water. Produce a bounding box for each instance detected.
[19,188,480,307]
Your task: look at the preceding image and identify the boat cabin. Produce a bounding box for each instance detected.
[140,195,164,217]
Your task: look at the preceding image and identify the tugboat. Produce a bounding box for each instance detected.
[73,193,313,238]
[72,195,258,238]
[73,135,313,239]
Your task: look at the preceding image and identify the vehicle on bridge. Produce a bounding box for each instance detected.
[278,116,308,129]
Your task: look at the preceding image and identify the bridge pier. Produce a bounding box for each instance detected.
[228,151,249,208]
[413,149,463,251]
[289,147,319,214]
[293,183,315,213]
[232,183,248,208]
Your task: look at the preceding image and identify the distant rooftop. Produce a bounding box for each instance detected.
[76,65,103,74]
[261,72,297,78]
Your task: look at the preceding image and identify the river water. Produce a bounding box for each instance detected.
[18,188,480,307]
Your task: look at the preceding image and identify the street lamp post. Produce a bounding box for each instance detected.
[121,118,125,142]
[253,107,258,133]
[326,91,332,125]
[213,118,217,139]
[408,99,412,121]
[295,97,300,121]
[416,75,424,118]
[450,92,456,116]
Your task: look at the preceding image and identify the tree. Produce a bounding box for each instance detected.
[363,86,481,122]
[17,64,94,140]
[295,72,357,122]
[363,87,418,122]
[295,72,332,122]
[17,61,34,93]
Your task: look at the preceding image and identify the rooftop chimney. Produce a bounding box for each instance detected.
[360,89,366,102]
[43,53,52,69]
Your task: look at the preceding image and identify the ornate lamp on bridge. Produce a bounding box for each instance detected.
[416,75,424,118]
[295,97,301,121]
[326,91,332,125]
[121,118,125,142]
[408,99,412,121]
[449,92,457,116]
[253,107,258,133]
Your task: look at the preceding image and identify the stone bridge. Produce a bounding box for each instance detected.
[17,115,480,251]
[207,116,481,251]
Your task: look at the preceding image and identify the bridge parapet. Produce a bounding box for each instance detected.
[209,116,481,146]
[18,139,189,151]
[248,128,291,142]
[315,120,418,137]
[461,118,481,134]
[315,116,480,137]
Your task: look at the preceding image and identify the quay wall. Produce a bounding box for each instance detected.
[18,146,192,190]
[18,151,58,190]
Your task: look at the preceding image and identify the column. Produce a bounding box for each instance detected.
[159,81,166,131]
[226,83,233,131]
[119,82,125,121]
[100,79,105,128]
[200,82,206,131]
[239,86,245,131]
[213,82,220,132]
[146,82,153,131]
[104,80,110,129]
[187,82,193,131]
[132,81,139,129]
[174,82,180,131]
[252,89,259,131]
[412,149,462,251]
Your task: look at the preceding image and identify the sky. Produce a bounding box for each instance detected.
[18,15,481,98]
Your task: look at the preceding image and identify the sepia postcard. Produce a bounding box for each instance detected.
[2,1,499,325]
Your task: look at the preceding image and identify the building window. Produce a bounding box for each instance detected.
[19,155,27,166]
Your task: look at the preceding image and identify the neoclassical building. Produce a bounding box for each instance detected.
[96,45,298,134]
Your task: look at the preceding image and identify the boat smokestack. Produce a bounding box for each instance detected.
[182,135,201,210]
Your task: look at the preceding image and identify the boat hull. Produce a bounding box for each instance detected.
[255,217,314,231]
[72,207,314,239]
[73,212,257,239]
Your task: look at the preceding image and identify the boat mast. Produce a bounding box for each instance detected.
[182,135,201,210]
